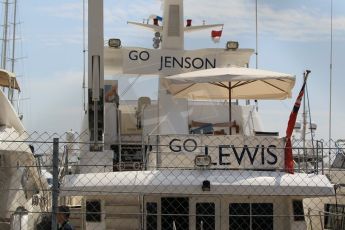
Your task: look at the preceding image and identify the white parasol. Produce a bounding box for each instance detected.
[164,67,295,134]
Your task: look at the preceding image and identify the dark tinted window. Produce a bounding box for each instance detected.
[146,202,157,230]
[229,203,250,230]
[86,200,101,222]
[252,203,273,230]
[229,203,273,230]
[161,197,189,230]
[293,200,305,221]
[196,202,215,230]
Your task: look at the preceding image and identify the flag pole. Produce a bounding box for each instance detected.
[328,0,333,173]
[229,81,232,135]
[284,70,311,174]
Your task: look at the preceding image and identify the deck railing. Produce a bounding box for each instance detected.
[1,130,345,230]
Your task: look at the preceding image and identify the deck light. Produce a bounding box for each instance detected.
[202,180,211,191]
[186,19,192,27]
[108,38,121,48]
[153,18,159,26]
[195,155,211,167]
[226,41,239,50]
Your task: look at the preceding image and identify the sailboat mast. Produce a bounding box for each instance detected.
[8,0,18,104]
[1,0,9,69]
[11,0,17,73]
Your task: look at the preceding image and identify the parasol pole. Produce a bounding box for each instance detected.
[229,81,232,135]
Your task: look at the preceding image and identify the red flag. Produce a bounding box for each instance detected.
[211,30,222,43]
[211,30,222,38]
[284,71,309,174]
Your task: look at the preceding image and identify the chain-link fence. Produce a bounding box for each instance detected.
[1,129,345,230]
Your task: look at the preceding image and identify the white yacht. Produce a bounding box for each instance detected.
[0,2,52,228]
[59,1,334,230]
[0,69,50,230]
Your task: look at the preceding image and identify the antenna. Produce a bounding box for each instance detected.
[255,0,258,69]
[82,0,86,112]
[252,0,259,108]
[329,0,333,143]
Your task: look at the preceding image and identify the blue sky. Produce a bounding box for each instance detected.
[6,0,345,140]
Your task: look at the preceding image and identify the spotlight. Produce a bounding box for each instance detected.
[108,38,121,48]
[202,180,211,191]
[226,41,239,50]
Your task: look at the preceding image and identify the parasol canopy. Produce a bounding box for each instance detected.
[164,67,295,134]
[164,67,295,100]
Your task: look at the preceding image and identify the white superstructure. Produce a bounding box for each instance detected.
[59,1,334,230]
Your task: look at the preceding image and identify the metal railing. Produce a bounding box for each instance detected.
[1,130,345,230]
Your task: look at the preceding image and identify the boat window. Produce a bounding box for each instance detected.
[292,200,305,221]
[229,203,250,230]
[252,203,273,230]
[196,202,215,230]
[161,197,189,230]
[324,203,345,229]
[146,202,158,230]
[86,200,101,222]
[229,203,273,230]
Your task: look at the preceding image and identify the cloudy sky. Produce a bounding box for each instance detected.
[5,0,345,140]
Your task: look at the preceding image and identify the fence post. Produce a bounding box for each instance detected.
[307,208,314,230]
[52,138,59,230]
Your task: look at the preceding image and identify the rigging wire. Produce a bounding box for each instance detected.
[253,0,258,109]
[255,0,258,69]
[119,75,141,97]
[329,0,333,141]
[82,0,86,112]
[328,0,333,172]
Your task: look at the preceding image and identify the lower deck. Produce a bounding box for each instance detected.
[68,195,308,230]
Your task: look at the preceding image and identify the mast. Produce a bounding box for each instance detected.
[8,0,18,103]
[11,0,17,73]
[82,0,86,112]
[1,0,9,69]
[255,0,258,69]
[158,0,185,135]
[88,0,104,150]
[248,0,259,107]
[328,0,333,172]
[329,0,333,144]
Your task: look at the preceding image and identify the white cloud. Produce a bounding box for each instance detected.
[36,0,345,43]
[185,0,345,42]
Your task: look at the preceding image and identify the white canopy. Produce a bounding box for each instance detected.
[0,69,20,91]
[60,169,334,197]
[164,67,295,100]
